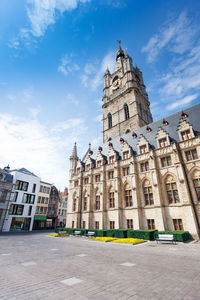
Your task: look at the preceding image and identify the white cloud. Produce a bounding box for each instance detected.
[8,0,91,49]
[94,114,101,122]
[91,52,115,91]
[166,94,198,110]
[58,53,80,76]
[142,12,197,62]
[0,113,88,189]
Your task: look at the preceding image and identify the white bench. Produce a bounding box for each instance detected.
[86,231,96,237]
[73,230,81,236]
[156,234,176,244]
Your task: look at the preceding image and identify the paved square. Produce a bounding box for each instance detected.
[61,277,83,286]
[0,232,200,300]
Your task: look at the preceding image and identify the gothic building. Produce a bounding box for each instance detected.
[66,42,200,239]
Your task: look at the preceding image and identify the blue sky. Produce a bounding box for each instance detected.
[0,0,200,189]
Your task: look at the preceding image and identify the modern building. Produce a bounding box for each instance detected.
[2,168,40,232]
[58,188,68,227]
[33,181,52,230]
[0,167,13,231]
[66,42,200,239]
[47,185,60,229]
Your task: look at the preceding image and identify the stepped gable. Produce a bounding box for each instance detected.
[83,102,200,162]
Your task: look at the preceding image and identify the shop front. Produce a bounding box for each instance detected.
[10,217,31,231]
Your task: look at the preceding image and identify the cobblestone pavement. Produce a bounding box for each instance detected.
[0,233,200,300]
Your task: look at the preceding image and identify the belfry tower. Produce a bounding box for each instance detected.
[102,41,153,143]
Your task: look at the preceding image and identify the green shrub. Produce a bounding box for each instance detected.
[154,231,190,242]
[127,230,134,238]
[131,230,157,240]
[65,228,74,235]
[106,230,115,237]
[114,230,127,238]
[95,230,106,237]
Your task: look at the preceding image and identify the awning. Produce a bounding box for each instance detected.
[34,215,47,221]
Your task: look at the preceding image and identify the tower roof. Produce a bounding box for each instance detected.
[116,40,124,60]
[70,142,78,159]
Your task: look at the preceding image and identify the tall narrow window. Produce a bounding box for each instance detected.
[173,219,183,231]
[147,219,155,229]
[108,113,112,129]
[73,198,76,212]
[82,221,86,229]
[83,197,87,211]
[109,192,115,208]
[110,221,115,229]
[144,186,154,205]
[193,179,200,201]
[124,104,129,120]
[125,188,132,207]
[95,221,99,229]
[166,182,180,204]
[95,195,100,210]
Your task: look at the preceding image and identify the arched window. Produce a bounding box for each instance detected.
[124,104,129,120]
[108,113,112,129]
[124,184,132,207]
[143,180,154,205]
[165,176,180,204]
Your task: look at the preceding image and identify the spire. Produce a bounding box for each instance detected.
[116,40,124,60]
[70,142,77,159]
[104,67,110,76]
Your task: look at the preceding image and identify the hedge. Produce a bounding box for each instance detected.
[154,231,190,242]
[95,230,106,237]
[55,227,66,233]
[114,230,127,238]
[128,230,157,240]
[106,230,115,237]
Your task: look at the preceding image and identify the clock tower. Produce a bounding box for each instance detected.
[102,41,153,143]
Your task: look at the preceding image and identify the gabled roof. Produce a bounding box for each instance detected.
[83,102,200,162]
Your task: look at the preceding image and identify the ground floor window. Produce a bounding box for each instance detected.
[110,221,115,229]
[173,219,183,231]
[147,219,155,229]
[95,221,99,230]
[72,220,75,228]
[82,221,86,229]
[10,217,31,231]
[127,219,133,229]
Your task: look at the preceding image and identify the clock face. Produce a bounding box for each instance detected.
[112,76,121,90]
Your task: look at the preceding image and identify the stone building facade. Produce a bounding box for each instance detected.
[66,43,200,239]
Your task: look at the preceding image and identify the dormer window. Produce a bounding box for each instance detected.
[109,156,114,164]
[181,129,192,141]
[163,119,168,126]
[97,160,101,168]
[181,111,188,119]
[132,132,137,139]
[86,164,90,171]
[159,137,168,148]
[77,168,80,174]
[123,151,129,160]
[140,145,147,154]
[146,126,151,133]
